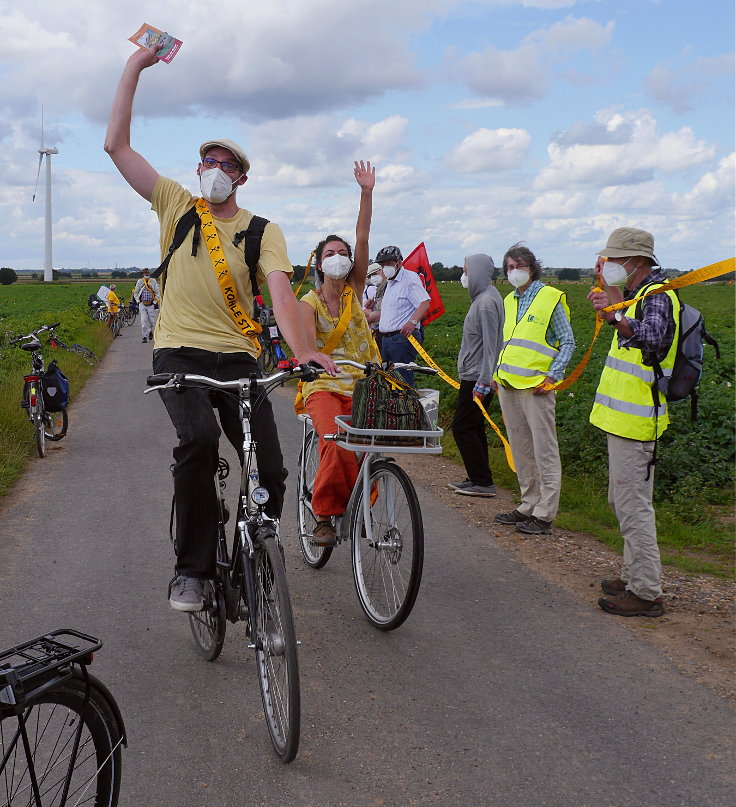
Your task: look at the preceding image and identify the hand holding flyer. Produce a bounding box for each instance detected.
[129,23,182,64]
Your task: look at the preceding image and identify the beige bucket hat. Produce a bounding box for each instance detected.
[597,227,655,260]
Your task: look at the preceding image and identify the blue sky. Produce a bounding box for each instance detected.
[0,0,733,272]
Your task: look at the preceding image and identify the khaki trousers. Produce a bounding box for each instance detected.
[497,386,561,522]
[607,433,662,600]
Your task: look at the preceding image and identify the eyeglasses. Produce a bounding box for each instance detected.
[201,157,242,175]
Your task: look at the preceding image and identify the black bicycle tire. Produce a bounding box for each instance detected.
[0,672,123,806]
[188,578,227,661]
[33,406,46,458]
[44,408,69,441]
[296,430,332,569]
[350,459,424,631]
[251,533,300,763]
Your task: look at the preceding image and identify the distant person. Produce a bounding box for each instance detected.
[133,268,160,343]
[493,244,575,534]
[448,254,504,497]
[373,246,430,385]
[105,41,336,612]
[588,227,675,618]
[362,262,383,349]
[106,284,120,335]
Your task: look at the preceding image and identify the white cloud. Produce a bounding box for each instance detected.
[646,53,735,114]
[446,127,532,172]
[535,108,716,191]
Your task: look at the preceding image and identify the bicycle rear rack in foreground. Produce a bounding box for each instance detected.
[332,415,443,454]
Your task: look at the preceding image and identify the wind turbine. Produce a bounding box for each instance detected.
[32,109,59,283]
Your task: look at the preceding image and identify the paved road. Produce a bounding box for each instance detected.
[1,330,733,807]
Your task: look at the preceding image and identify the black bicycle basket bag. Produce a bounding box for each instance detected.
[41,360,70,411]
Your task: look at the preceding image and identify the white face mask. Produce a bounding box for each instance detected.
[460,273,469,288]
[367,273,381,286]
[321,253,353,279]
[601,259,633,287]
[382,265,399,280]
[507,268,530,288]
[199,167,236,204]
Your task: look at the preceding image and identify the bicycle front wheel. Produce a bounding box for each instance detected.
[351,460,424,631]
[296,429,332,569]
[188,578,226,661]
[251,532,300,763]
[0,673,123,806]
[44,408,68,441]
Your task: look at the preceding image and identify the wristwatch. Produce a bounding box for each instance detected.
[409,319,419,327]
[610,311,624,325]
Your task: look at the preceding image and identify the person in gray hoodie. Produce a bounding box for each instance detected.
[449,254,505,496]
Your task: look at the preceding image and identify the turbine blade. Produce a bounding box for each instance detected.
[32,153,43,202]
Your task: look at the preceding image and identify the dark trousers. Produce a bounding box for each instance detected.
[153,347,287,578]
[451,379,494,487]
[381,328,423,386]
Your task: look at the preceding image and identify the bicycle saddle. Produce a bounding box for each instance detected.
[21,339,41,351]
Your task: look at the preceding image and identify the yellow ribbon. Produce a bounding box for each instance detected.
[541,256,735,391]
[195,198,262,353]
[407,334,516,472]
[294,251,314,296]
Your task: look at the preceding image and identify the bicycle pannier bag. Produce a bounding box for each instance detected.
[41,360,70,411]
[351,365,428,445]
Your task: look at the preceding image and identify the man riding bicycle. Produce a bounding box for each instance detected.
[105,42,337,612]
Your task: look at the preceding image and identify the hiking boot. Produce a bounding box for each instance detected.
[455,484,497,497]
[495,509,529,525]
[169,575,204,612]
[516,516,552,535]
[312,521,337,547]
[142,337,147,343]
[448,479,473,491]
[598,591,664,618]
[601,578,627,596]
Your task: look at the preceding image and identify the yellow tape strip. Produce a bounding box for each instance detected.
[294,250,314,296]
[195,198,262,354]
[408,334,516,472]
[541,256,735,391]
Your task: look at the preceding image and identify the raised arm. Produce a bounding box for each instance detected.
[348,160,375,294]
[104,46,162,202]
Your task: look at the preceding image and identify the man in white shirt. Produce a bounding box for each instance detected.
[371,245,430,385]
[133,268,160,343]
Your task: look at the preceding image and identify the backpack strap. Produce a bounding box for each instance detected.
[233,215,269,297]
[152,205,200,280]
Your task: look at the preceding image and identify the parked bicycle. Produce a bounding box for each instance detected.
[296,360,442,630]
[0,629,126,806]
[144,363,320,763]
[48,332,99,365]
[256,304,291,375]
[11,324,69,458]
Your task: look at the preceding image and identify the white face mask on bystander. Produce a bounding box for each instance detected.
[321,253,353,279]
[199,167,236,204]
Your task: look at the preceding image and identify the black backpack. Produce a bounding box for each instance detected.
[637,288,720,421]
[152,205,269,298]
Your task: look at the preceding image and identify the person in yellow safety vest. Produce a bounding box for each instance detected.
[588,227,678,618]
[493,244,575,535]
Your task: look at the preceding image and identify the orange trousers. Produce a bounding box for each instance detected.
[305,391,358,518]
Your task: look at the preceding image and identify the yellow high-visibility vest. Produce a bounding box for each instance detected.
[494,285,569,389]
[590,283,679,441]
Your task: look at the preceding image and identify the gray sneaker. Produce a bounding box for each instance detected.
[169,575,204,612]
[454,484,497,497]
[448,479,473,491]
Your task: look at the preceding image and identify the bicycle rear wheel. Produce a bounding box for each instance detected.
[33,407,46,458]
[351,459,424,631]
[44,408,68,441]
[251,532,300,763]
[0,672,123,806]
[296,429,332,569]
[188,578,226,661]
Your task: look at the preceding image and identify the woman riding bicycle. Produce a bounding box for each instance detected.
[297,160,378,547]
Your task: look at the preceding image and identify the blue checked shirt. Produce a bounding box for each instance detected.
[619,269,675,365]
[512,280,575,381]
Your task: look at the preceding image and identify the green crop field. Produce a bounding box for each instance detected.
[0,281,134,497]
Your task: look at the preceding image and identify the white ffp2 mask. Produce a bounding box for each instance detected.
[321,254,353,279]
[199,167,236,204]
[507,269,530,288]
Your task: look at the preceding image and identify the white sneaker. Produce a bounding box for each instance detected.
[169,575,204,612]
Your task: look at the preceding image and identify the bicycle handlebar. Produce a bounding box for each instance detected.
[144,363,323,394]
[10,323,60,345]
[325,359,438,376]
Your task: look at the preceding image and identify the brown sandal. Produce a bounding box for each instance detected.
[312,520,337,547]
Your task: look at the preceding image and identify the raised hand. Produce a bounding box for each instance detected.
[354,160,375,191]
[128,43,165,71]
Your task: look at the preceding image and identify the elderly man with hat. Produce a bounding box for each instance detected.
[105,42,336,612]
[588,227,678,618]
[371,245,430,386]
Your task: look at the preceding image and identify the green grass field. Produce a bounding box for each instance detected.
[1,277,734,576]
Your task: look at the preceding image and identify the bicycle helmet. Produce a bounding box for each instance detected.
[375,246,403,264]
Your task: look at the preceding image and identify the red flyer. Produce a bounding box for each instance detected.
[129,23,183,64]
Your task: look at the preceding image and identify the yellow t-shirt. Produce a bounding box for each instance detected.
[151,176,293,354]
[301,287,380,399]
[107,291,120,313]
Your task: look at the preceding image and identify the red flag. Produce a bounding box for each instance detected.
[402,242,445,326]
